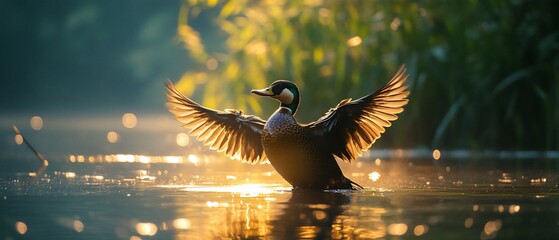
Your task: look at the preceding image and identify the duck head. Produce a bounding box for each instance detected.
[251,80,300,115]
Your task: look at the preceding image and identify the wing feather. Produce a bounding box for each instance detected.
[306,65,410,163]
[166,81,268,164]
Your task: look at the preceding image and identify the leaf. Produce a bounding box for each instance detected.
[433,96,466,147]
[493,68,531,95]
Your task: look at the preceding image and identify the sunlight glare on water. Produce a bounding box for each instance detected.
[136,222,157,236]
[167,184,288,197]
[1,150,559,239]
[172,218,191,230]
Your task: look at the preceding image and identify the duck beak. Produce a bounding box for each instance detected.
[251,88,275,96]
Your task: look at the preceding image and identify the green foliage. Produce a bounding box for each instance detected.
[176,0,559,150]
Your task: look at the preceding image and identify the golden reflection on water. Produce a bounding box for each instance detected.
[154,184,394,239]
[180,184,284,195]
[3,160,549,240]
[8,148,552,239]
[177,186,277,239]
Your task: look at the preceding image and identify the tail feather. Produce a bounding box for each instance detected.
[347,177,364,190]
[325,176,363,190]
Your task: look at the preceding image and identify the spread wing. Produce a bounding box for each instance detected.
[305,65,410,163]
[166,81,268,164]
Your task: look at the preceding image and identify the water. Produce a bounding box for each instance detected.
[1,154,559,239]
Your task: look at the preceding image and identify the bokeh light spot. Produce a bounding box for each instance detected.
[188,154,199,165]
[508,205,520,214]
[107,131,119,143]
[387,223,408,236]
[413,224,428,236]
[484,219,502,235]
[347,36,362,47]
[15,135,24,145]
[176,133,190,147]
[464,218,474,228]
[313,210,327,221]
[390,17,401,30]
[497,205,505,213]
[136,222,157,236]
[433,149,441,160]
[206,58,218,70]
[15,221,27,234]
[30,116,43,130]
[368,172,381,182]
[172,218,191,230]
[73,220,84,232]
[122,113,137,128]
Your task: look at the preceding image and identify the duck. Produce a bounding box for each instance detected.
[166,65,410,190]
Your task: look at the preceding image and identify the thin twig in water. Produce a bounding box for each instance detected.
[12,125,48,175]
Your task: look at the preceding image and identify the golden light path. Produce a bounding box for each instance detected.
[157,183,289,196]
[67,154,202,164]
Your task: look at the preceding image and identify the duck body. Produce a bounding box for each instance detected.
[262,107,352,189]
[166,66,410,190]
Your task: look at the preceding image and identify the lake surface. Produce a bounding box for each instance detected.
[1,153,558,239]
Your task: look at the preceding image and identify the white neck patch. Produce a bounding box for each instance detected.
[273,88,294,104]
